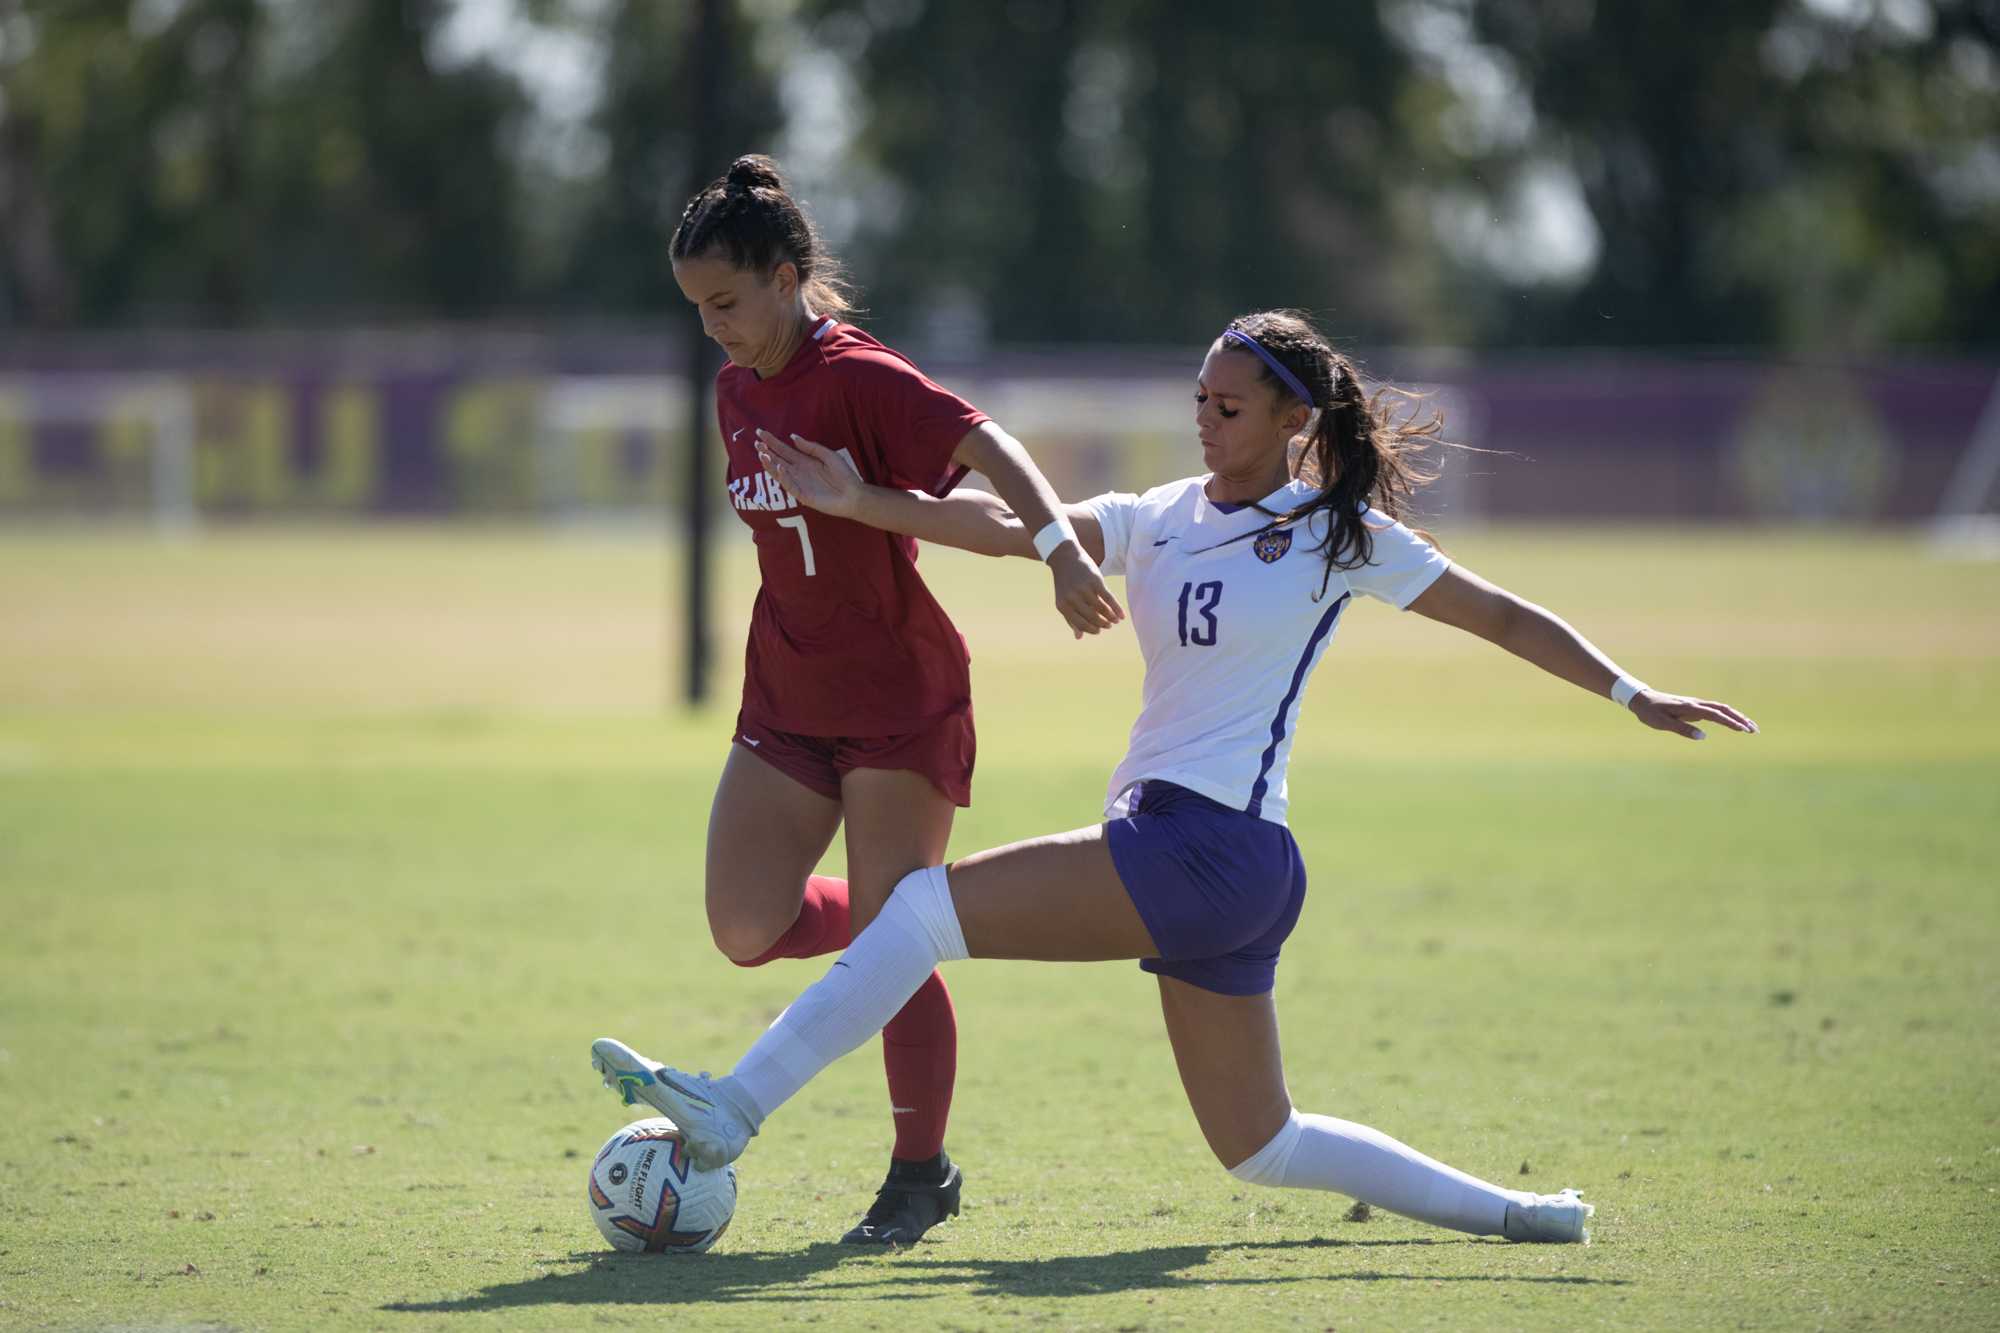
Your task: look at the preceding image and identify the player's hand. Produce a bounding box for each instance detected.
[1048,543,1125,639]
[757,429,862,518]
[1629,690,1759,741]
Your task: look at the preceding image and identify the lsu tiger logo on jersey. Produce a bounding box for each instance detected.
[1253,528,1293,564]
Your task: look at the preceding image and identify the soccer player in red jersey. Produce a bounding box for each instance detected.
[658,154,1123,1243]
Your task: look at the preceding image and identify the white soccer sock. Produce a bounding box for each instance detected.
[725,866,968,1124]
[1227,1110,1531,1236]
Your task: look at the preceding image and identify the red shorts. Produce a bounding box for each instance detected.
[733,705,975,807]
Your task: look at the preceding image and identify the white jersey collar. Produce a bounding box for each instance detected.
[1196,476,1309,520]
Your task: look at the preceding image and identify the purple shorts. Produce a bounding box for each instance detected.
[1104,781,1308,997]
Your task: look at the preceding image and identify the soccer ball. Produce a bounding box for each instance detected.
[586,1117,738,1254]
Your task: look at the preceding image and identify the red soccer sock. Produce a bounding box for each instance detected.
[730,875,854,967]
[882,968,957,1162]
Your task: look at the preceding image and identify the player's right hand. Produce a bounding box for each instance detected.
[758,430,862,518]
[1048,544,1124,639]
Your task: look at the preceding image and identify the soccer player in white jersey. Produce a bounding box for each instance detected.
[591,310,1759,1244]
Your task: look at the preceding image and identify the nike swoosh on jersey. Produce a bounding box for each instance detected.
[731,428,745,440]
[1152,536,1177,546]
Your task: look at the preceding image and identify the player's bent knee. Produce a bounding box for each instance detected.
[707,915,787,965]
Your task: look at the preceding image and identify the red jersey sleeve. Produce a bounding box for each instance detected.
[839,349,989,497]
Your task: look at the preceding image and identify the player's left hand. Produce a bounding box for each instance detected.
[1048,543,1125,639]
[1629,691,1759,740]
[757,429,861,517]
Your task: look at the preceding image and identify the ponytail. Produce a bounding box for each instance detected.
[1221,310,1445,599]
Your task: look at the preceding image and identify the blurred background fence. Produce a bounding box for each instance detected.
[2,336,1995,527]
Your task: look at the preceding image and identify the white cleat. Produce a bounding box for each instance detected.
[590,1037,755,1170]
[1502,1188,1595,1244]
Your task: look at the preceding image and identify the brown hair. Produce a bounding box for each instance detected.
[1220,310,1446,598]
[670,154,857,320]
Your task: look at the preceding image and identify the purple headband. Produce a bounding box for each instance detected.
[1221,329,1315,407]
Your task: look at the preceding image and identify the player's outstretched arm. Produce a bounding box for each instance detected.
[949,422,1124,638]
[1406,564,1759,740]
[758,428,1109,564]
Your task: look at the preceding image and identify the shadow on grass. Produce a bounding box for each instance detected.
[383,1237,1629,1314]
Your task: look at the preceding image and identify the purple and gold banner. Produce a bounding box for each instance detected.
[0,331,1991,521]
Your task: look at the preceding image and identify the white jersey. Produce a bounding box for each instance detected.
[1081,476,1449,826]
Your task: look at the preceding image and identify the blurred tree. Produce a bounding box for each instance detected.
[0,0,527,325]
[1734,0,2000,348]
[810,0,2000,351]
[0,0,77,325]
[0,0,229,324]
[807,0,1437,346]
[253,0,524,315]
[1452,0,1789,346]
[558,0,782,312]
[1124,1,1438,345]
[196,0,256,322]
[1463,0,2000,349]
[0,0,1991,348]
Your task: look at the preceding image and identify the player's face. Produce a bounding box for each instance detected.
[672,254,799,370]
[1195,346,1309,486]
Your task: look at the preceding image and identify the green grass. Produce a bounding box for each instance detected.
[1,526,1996,1331]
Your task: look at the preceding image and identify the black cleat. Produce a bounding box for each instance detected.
[840,1159,963,1245]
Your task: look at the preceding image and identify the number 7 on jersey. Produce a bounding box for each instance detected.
[776,515,817,576]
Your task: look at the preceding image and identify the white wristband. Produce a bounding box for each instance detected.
[1032,516,1077,562]
[1609,674,1649,709]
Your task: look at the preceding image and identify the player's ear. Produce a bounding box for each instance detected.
[769,260,799,298]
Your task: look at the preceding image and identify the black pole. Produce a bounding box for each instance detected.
[681,0,727,708]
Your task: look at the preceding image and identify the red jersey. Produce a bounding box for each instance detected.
[715,318,989,736]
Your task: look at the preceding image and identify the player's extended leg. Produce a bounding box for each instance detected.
[641,828,1152,1135]
[1158,977,1592,1243]
[704,744,844,964]
[591,827,1147,1164]
[834,765,960,1244]
[946,824,1157,959]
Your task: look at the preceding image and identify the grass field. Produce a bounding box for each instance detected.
[2,525,1996,1331]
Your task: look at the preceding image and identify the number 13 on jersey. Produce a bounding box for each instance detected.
[1177,580,1221,646]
